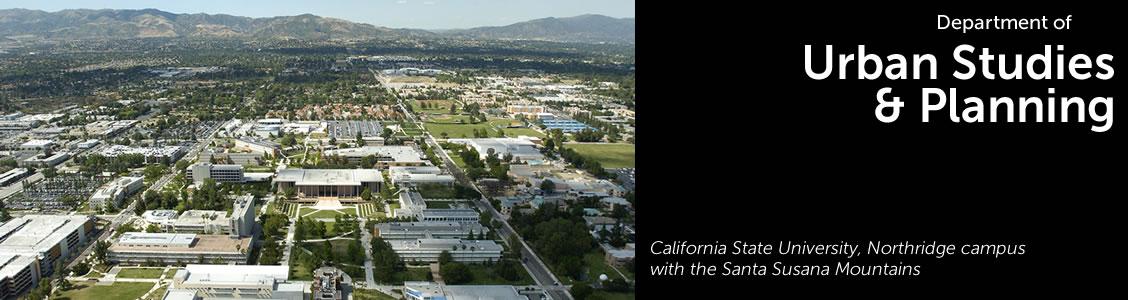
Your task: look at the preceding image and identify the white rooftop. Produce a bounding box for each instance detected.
[274,169,381,186]
[324,146,425,163]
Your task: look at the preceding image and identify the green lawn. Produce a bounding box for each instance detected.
[301,209,354,219]
[425,117,543,139]
[57,282,153,300]
[393,267,432,284]
[464,262,535,285]
[115,268,165,279]
[425,201,453,209]
[565,143,636,168]
[354,288,399,300]
[591,291,636,300]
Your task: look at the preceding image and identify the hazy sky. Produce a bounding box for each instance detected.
[1,0,635,30]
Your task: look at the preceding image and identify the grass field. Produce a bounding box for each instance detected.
[565,143,636,168]
[425,117,544,139]
[354,288,398,300]
[300,208,356,219]
[591,291,636,300]
[115,268,165,279]
[57,282,153,300]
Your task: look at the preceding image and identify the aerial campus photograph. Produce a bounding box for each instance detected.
[0,1,635,300]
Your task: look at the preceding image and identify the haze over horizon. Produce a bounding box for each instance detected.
[0,0,635,30]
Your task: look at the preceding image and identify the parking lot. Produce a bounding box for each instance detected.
[328,120,383,139]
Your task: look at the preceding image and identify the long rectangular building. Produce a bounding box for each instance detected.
[163,264,305,300]
[374,222,485,240]
[390,239,502,263]
[0,215,95,298]
[108,232,252,265]
[273,169,381,201]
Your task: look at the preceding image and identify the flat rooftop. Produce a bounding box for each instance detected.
[0,215,91,254]
[324,146,425,163]
[274,169,381,186]
[111,233,250,253]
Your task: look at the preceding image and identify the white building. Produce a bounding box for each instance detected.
[273,169,382,201]
[17,140,54,152]
[163,264,305,300]
[375,222,486,240]
[403,282,541,300]
[323,146,428,168]
[389,166,455,186]
[187,163,245,185]
[446,138,543,162]
[390,239,502,263]
[0,215,95,298]
[18,151,70,168]
[98,144,186,163]
[89,176,144,210]
[108,233,252,265]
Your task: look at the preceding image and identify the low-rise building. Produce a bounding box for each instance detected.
[108,232,252,265]
[374,222,486,240]
[323,146,428,168]
[98,144,186,164]
[162,264,305,300]
[419,209,480,224]
[0,168,30,187]
[273,169,382,201]
[18,151,70,168]
[233,137,281,157]
[390,239,502,263]
[389,166,455,186]
[403,282,542,300]
[446,138,543,162]
[89,176,144,210]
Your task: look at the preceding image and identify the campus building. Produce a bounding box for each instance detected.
[89,176,144,210]
[187,163,245,185]
[389,166,455,186]
[322,146,428,168]
[419,209,480,224]
[98,144,186,164]
[233,137,282,156]
[162,264,306,300]
[107,232,252,265]
[374,222,486,240]
[0,215,96,298]
[273,169,381,201]
[445,138,544,161]
[389,239,502,263]
[403,282,542,300]
[170,195,255,237]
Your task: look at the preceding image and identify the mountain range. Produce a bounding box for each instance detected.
[0,9,634,44]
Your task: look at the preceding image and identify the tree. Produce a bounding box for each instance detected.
[496,259,520,281]
[348,240,365,265]
[540,180,556,194]
[438,250,453,265]
[71,261,91,277]
[145,223,161,233]
[42,167,57,178]
[360,188,372,201]
[508,234,523,259]
[93,241,111,263]
[440,262,472,284]
[134,198,147,215]
[570,283,594,300]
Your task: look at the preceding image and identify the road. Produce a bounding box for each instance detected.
[68,119,227,270]
[379,77,572,300]
[358,218,377,287]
